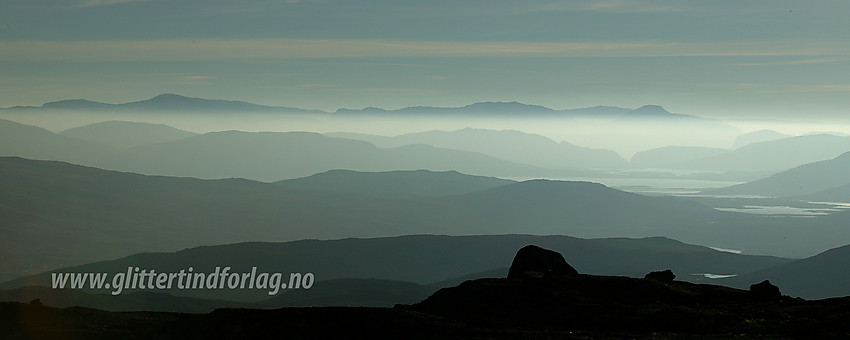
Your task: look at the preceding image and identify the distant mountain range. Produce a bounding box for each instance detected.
[0,116,771,179]
[2,95,747,169]
[3,93,726,123]
[59,120,197,149]
[6,94,325,114]
[624,133,850,176]
[1,118,577,181]
[331,128,628,169]
[335,101,558,116]
[92,130,561,181]
[276,169,515,198]
[0,118,117,164]
[732,130,791,148]
[654,134,850,173]
[337,102,725,123]
[1,156,794,282]
[706,151,850,198]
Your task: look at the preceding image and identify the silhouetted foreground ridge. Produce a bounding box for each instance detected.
[3,245,850,339]
[405,245,850,337]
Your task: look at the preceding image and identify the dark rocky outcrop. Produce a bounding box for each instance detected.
[750,280,781,300]
[644,269,675,283]
[506,245,578,279]
[5,245,847,339]
[406,246,807,335]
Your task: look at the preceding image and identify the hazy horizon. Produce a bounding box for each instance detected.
[2,1,849,120]
[7,2,850,328]
[4,98,850,159]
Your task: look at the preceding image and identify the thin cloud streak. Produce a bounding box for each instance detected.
[3,39,850,62]
[540,0,689,14]
[294,84,338,89]
[77,0,150,7]
[735,57,850,67]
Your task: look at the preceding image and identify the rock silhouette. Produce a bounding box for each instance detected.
[507,245,579,279]
[407,246,810,335]
[6,246,850,339]
[644,269,675,283]
[750,280,781,300]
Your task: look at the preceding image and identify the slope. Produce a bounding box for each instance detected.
[276,169,514,197]
[59,120,197,149]
[706,151,850,198]
[93,130,556,181]
[683,134,850,172]
[0,118,116,164]
[0,156,818,283]
[721,243,850,299]
[331,128,626,169]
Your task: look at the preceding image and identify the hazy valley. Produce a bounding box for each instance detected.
[4,95,850,337]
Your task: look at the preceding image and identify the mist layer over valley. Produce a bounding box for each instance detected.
[7,0,850,336]
[5,95,850,327]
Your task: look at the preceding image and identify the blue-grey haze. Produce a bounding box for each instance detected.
[1,0,849,119]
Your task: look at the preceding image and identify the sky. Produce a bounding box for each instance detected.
[1,0,850,119]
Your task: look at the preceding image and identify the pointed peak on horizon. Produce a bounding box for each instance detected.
[140,93,203,103]
[633,105,671,115]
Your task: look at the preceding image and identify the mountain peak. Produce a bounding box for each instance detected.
[3,93,326,114]
[633,105,671,115]
[42,99,114,109]
[131,93,201,106]
[461,101,554,113]
[335,101,556,115]
[151,93,189,101]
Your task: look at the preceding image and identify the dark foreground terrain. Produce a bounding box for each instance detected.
[4,246,850,339]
